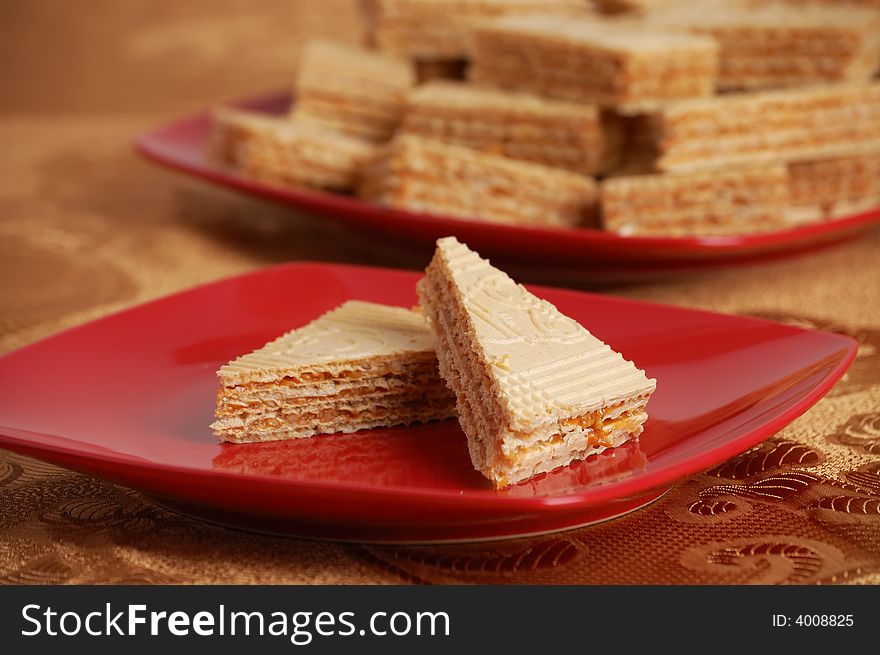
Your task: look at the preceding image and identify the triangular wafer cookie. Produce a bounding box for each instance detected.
[212,301,455,443]
[417,237,656,488]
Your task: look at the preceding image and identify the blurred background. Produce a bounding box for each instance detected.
[2,1,364,114]
[0,1,376,354]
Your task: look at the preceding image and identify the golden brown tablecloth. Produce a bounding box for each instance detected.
[1,0,878,584]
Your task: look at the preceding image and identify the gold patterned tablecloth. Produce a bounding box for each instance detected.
[1,0,878,585]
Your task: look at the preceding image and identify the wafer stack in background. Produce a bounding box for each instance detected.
[205,0,880,236]
[361,0,587,77]
[787,152,880,222]
[212,301,456,443]
[290,39,414,142]
[636,82,880,173]
[469,14,719,113]
[208,108,377,191]
[358,135,598,226]
[401,82,621,175]
[417,237,656,488]
[646,0,880,90]
[601,165,790,236]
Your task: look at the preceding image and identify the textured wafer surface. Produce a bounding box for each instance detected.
[297,39,414,90]
[292,39,414,141]
[212,395,455,443]
[476,13,713,53]
[218,300,438,386]
[406,81,601,119]
[643,82,880,172]
[358,134,598,227]
[213,300,456,442]
[647,0,880,90]
[787,151,880,221]
[789,152,880,207]
[361,0,588,59]
[601,165,791,236]
[426,237,655,425]
[208,108,295,168]
[208,108,377,190]
[417,236,655,487]
[470,14,718,112]
[401,81,619,174]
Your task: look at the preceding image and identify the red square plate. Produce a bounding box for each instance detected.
[0,263,856,542]
[135,91,880,281]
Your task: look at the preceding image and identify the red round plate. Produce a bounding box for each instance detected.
[134,91,880,280]
[0,263,856,542]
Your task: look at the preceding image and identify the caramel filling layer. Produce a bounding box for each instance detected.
[506,407,645,465]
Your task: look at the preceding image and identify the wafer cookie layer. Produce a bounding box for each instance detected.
[361,0,587,59]
[470,14,718,113]
[401,82,621,175]
[640,82,880,172]
[647,0,880,91]
[602,165,790,236]
[787,151,880,222]
[358,135,598,227]
[417,237,656,488]
[212,301,456,443]
[291,39,414,142]
[208,108,377,191]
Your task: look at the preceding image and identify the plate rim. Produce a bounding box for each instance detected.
[0,261,859,512]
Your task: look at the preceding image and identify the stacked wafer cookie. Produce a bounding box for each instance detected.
[634,82,880,173]
[417,237,656,488]
[212,301,456,443]
[358,135,598,226]
[208,108,377,191]
[598,82,880,233]
[646,0,880,91]
[361,0,587,60]
[290,39,414,142]
[401,82,622,175]
[469,14,719,114]
[787,152,880,222]
[602,165,790,236]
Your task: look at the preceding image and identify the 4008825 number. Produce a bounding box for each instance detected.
[795,615,854,627]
